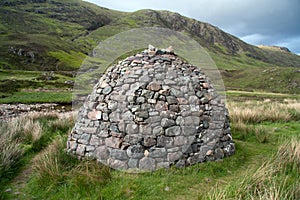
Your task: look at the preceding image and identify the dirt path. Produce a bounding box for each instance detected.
[5,157,36,199]
[3,111,75,199]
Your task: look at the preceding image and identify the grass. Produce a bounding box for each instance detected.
[228,99,300,144]
[201,138,300,200]
[227,99,300,123]
[231,123,269,143]
[221,66,300,94]
[210,51,300,94]
[226,90,300,102]
[48,50,87,70]
[0,69,73,103]
[210,52,273,70]
[27,136,111,199]
[0,91,72,104]
[0,97,299,199]
[0,0,121,71]
[0,112,75,199]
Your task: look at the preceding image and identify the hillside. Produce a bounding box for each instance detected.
[0,0,299,101]
[0,0,125,71]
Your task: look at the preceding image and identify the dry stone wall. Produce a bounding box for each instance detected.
[67,45,235,172]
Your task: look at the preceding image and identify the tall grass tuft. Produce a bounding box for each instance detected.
[0,112,74,191]
[48,112,76,133]
[227,99,300,124]
[0,138,23,178]
[200,137,300,200]
[254,125,269,143]
[0,115,44,180]
[27,112,59,121]
[32,136,76,186]
[284,99,300,120]
[231,121,269,143]
[277,138,300,172]
[31,112,75,152]
[1,114,45,144]
[69,160,112,190]
[30,135,111,198]
[23,118,43,143]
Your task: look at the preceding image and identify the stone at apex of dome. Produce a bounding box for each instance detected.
[147,44,175,56]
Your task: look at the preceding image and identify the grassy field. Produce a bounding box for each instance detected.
[0,96,299,200]
[0,70,73,103]
[0,66,299,105]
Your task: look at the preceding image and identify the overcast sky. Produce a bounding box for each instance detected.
[85,0,300,55]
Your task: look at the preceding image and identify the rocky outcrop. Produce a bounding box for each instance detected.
[67,46,235,172]
[257,45,291,53]
[133,10,256,55]
[9,46,37,63]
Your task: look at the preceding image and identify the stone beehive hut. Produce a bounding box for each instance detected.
[67,45,235,172]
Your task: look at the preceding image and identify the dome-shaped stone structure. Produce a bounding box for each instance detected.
[67,45,235,172]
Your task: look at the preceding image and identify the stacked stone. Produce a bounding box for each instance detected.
[67,45,235,172]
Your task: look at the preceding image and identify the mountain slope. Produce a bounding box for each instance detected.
[117,9,300,68]
[0,0,124,70]
[0,0,299,96]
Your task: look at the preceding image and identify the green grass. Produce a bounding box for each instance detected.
[9,130,296,200]
[0,0,121,71]
[226,90,300,102]
[0,113,75,199]
[221,66,300,94]
[0,91,72,104]
[88,24,128,42]
[97,140,270,200]
[208,50,300,94]
[48,51,87,70]
[0,69,74,103]
[0,70,41,80]
[200,138,300,200]
[1,97,299,199]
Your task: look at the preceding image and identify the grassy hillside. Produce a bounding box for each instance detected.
[0,0,123,71]
[0,0,299,104]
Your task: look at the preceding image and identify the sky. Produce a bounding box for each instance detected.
[85,0,300,55]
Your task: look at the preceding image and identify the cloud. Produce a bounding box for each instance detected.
[274,36,300,54]
[241,34,268,45]
[85,0,300,54]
